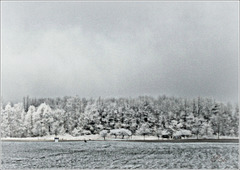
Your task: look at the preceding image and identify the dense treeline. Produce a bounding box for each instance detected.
[1,95,239,138]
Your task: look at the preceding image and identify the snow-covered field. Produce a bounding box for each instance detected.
[1,141,239,169]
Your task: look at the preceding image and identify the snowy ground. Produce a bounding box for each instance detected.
[1,135,239,141]
[1,141,239,169]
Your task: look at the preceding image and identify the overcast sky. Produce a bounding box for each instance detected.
[2,2,238,103]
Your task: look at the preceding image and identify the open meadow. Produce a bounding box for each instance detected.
[1,141,239,169]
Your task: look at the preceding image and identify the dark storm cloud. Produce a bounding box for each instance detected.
[2,2,238,103]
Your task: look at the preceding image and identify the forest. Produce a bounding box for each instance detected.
[1,95,239,138]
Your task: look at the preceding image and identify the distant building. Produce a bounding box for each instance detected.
[54,137,59,142]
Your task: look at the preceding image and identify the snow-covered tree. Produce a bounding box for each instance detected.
[100,130,108,140]
[1,95,238,139]
[180,129,192,138]
[110,129,119,138]
[118,129,132,139]
[173,130,182,139]
[1,103,12,137]
[10,103,25,137]
[109,129,132,139]
[136,123,151,140]
[200,122,214,137]
[24,105,36,136]
[51,109,65,136]
[72,127,83,137]
[155,127,162,139]
[32,103,52,136]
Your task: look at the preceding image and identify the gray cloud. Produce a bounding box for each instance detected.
[2,2,238,103]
